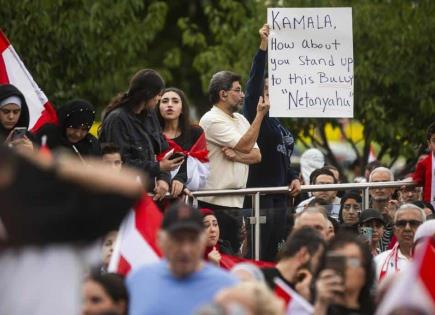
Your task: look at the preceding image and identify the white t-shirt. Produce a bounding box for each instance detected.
[199,106,258,208]
[374,246,409,281]
[295,196,342,220]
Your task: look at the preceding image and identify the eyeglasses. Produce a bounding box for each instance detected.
[342,204,362,212]
[395,220,422,229]
[346,257,362,268]
[228,88,243,94]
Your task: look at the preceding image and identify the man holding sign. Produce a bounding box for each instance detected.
[267,7,354,118]
[243,24,301,261]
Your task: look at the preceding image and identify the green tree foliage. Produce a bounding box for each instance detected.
[1,0,434,176]
[0,0,168,107]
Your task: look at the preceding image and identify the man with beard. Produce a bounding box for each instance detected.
[261,227,326,301]
[374,204,425,281]
[198,71,269,252]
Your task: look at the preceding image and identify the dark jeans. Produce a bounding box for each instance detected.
[197,200,242,253]
[244,194,292,261]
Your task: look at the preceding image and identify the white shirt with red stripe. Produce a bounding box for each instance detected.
[374,243,410,281]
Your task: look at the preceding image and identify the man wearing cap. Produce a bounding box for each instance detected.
[374,204,425,281]
[0,84,33,152]
[359,209,386,256]
[127,203,237,315]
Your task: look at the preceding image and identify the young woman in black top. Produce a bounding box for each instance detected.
[156,87,208,196]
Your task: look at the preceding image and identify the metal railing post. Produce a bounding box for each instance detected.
[364,187,370,209]
[254,192,260,260]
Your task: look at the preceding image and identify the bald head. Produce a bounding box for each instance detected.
[294,207,329,239]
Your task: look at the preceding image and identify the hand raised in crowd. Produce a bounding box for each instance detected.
[153,179,169,201]
[256,95,270,116]
[314,269,345,313]
[288,178,301,197]
[207,246,222,266]
[159,155,184,172]
[294,268,313,301]
[259,23,269,51]
[385,199,400,220]
[171,179,184,198]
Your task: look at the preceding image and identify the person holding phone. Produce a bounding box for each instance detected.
[100,69,182,201]
[359,209,386,256]
[313,232,376,315]
[156,87,209,197]
[0,84,33,152]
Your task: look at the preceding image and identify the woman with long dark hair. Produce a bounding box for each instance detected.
[82,271,128,315]
[313,231,376,315]
[100,69,183,200]
[156,87,209,196]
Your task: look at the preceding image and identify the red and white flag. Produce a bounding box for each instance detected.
[0,30,57,132]
[108,194,163,276]
[376,237,435,315]
[274,278,314,315]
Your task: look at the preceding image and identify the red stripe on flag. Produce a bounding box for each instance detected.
[118,255,132,275]
[419,238,435,301]
[0,51,9,84]
[30,101,59,133]
[0,30,10,54]
[274,282,292,306]
[134,195,163,257]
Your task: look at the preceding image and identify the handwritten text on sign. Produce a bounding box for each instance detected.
[267,8,353,118]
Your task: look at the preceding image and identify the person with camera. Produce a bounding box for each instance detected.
[313,232,376,315]
[359,209,386,257]
[0,84,33,153]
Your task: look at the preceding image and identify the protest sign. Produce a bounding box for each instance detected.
[267,7,353,118]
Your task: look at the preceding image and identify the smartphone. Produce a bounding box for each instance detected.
[169,152,185,160]
[360,227,373,243]
[325,253,346,278]
[11,127,27,140]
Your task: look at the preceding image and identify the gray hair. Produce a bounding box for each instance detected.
[394,203,426,222]
[369,167,394,182]
[298,206,329,220]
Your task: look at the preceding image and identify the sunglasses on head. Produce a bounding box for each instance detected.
[395,220,422,229]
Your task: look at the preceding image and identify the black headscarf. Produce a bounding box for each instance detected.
[58,99,95,132]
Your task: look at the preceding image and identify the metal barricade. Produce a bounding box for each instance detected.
[189,181,415,260]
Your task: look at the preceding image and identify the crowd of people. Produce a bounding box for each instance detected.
[1,23,435,315]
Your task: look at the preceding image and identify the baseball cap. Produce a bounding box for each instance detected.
[359,208,385,225]
[162,204,204,234]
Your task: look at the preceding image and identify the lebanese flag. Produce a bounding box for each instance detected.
[0,30,57,132]
[375,237,435,315]
[158,131,210,191]
[274,278,314,315]
[108,194,163,276]
[219,253,275,270]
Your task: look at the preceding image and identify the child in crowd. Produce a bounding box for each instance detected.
[101,143,123,173]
